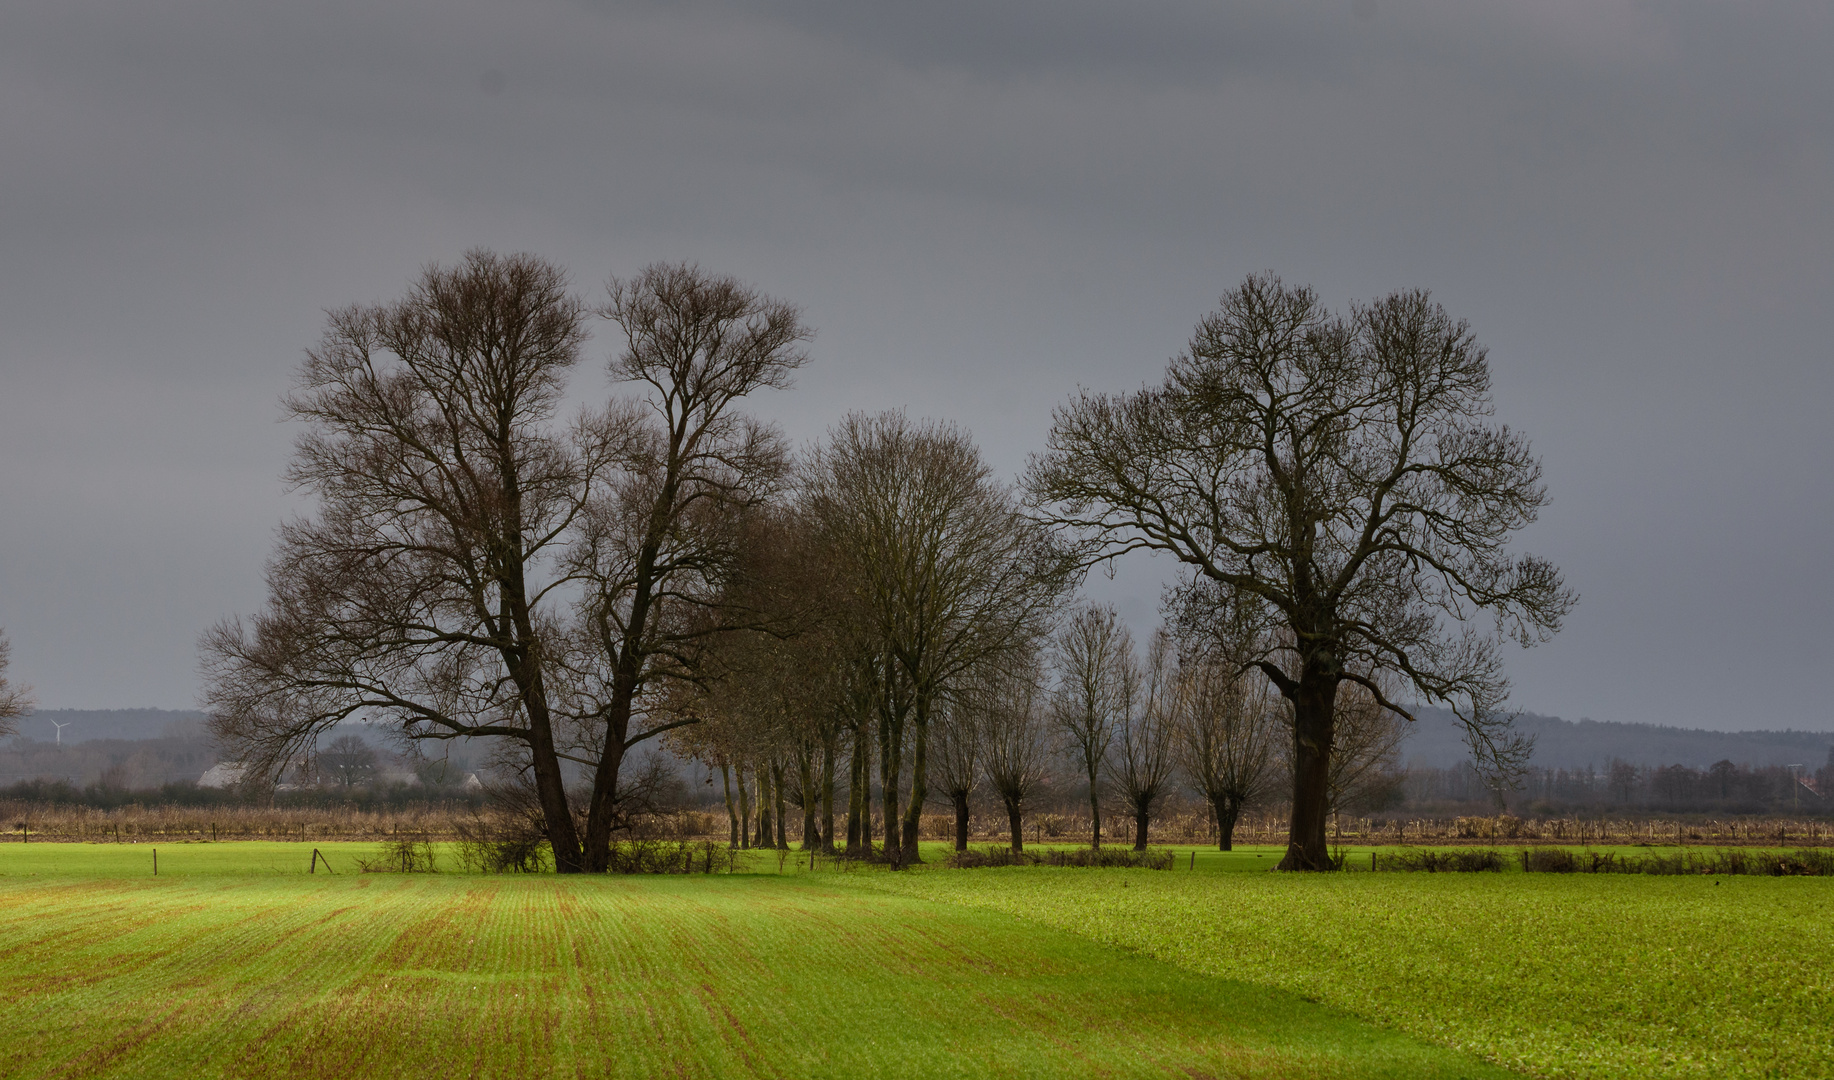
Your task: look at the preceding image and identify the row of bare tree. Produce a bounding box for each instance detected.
[682,596,1407,857]
[201,252,1568,872]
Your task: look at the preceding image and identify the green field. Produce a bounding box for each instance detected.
[0,842,1500,1079]
[0,842,1826,1079]
[862,852,1834,1080]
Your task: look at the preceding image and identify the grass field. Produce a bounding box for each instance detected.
[0,842,1503,1080]
[2,841,1826,1079]
[863,853,1834,1080]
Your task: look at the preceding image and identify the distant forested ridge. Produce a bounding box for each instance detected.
[1399,707,1834,771]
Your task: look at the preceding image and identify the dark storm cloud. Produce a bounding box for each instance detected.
[0,1,1828,731]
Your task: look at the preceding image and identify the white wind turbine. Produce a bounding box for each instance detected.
[50,719,69,746]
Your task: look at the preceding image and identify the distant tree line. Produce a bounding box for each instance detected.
[199,253,1568,872]
[1403,753,1834,817]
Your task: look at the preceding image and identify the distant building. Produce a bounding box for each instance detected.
[197,762,247,788]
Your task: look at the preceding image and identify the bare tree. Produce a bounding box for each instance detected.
[977,653,1051,853]
[201,250,597,869]
[0,631,32,738]
[804,411,1067,863]
[1321,680,1407,817]
[319,733,379,788]
[1049,604,1133,849]
[1112,631,1179,850]
[929,695,982,852]
[562,263,810,869]
[1175,649,1278,852]
[202,253,811,873]
[1027,274,1574,869]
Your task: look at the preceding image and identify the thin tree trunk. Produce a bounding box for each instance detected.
[1004,795,1025,853]
[1088,773,1102,850]
[773,759,790,851]
[820,731,837,853]
[1133,806,1150,851]
[879,704,901,865]
[952,790,971,852]
[901,702,929,863]
[797,747,818,851]
[721,763,738,849]
[737,764,752,850]
[756,768,772,849]
[847,720,869,856]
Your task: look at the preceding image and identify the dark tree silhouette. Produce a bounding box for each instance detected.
[1028,275,1573,869]
[0,631,31,739]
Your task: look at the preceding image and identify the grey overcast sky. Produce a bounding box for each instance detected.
[0,1,1828,729]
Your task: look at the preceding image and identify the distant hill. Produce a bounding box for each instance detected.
[1401,706,1834,771]
[13,709,210,744]
[17,705,1834,780]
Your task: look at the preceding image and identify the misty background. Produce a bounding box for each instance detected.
[0,2,1829,737]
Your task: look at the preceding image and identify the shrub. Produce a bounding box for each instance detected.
[947,847,1039,868]
[359,835,440,873]
[946,846,1175,870]
[1519,847,1834,876]
[1040,847,1175,870]
[1378,848,1505,873]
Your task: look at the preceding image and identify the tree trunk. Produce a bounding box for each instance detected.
[901,704,929,864]
[878,706,901,865]
[1214,795,1240,852]
[952,790,971,852]
[1133,806,1150,851]
[773,760,790,851]
[820,731,837,853]
[1278,658,1339,871]
[721,764,738,849]
[849,721,871,857]
[1088,776,1102,850]
[845,727,862,854]
[737,764,752,850]
[797,749,818,851]
[756,768,773,849]
[1004,796,1025,853]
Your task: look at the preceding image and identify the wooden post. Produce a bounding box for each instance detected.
[153,849,158,876]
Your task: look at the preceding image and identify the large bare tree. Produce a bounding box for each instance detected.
[202,253,808,873]
[0,630,33,738]
[1049,604,1133,849]
[561,263,809,869]
[202,250,597,868]
[1027,274,1573,869]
